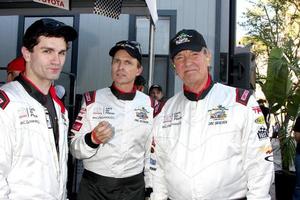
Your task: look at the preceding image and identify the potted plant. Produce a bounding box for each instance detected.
[260,47,300,200]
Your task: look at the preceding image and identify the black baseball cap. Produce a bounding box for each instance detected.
[109,40,142,64]
[23,18,77,49]
[169,29,207,59]
[149,84,162,92]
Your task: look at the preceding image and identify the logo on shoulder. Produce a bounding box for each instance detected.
[0,90,10,110]
[236,88,252,106]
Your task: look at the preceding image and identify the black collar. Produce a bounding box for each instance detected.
[110,83,136,100]
[183,81,214,101]
[16,75,49,106]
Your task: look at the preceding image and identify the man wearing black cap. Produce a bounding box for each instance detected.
[150,29,274,200]
[70,40,153,200]
[0,18,77,199]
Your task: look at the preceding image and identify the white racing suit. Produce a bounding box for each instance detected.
[70,86,153,187]
[150,82,274,200]
[0,77,69,200]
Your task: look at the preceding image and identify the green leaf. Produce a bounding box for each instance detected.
[262,47,289,112]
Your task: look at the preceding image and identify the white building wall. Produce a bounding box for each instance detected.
[157,0,217,93]
[0,16,19,82]
[76,14,129,93]
[0,0,232,95]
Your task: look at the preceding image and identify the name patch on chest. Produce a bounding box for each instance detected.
[18,107,40,125]
[162,112,182,128]
[92,106,115,119]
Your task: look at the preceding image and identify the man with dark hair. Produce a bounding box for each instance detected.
[70,40,153,200]
[150,29,274,200]
[0,18,77,199]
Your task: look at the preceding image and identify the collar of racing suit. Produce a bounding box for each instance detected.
[183,74,215,101]
[16,74,61,154]
[110,82,137,100]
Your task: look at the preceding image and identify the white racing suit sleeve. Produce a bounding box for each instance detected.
[0,110,13,199]
[243,95,274,200]
[150,117,168,200]
[70,100,99,159]
[144,131,153,188]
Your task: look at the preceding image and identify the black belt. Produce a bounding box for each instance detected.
[168,197,246,200]
[82,169,144,185]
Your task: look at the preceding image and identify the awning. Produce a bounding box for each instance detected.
[0,0,157,23]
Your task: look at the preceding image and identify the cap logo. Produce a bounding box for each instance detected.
[117,43,135,50]
[175,33,192,45]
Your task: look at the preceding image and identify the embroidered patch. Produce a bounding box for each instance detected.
[257,126,268,140]
[252,106,262,114]
[72,121,83,132]
[134,107,150,123]
[208,105,228,125]
[84,91,96,106]
[0,90,10,110]
[255,116,265,124]
[174,33,192,45]
[236,88,252,106]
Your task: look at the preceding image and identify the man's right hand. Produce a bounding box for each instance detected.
[91,121,113,144]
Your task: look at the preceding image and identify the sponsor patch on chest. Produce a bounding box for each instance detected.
[208,105,228,126]
[162,112,182,128]
[134,107,150,124]
[18,107,40,125]
[92,106,115,119]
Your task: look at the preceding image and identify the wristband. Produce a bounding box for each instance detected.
[91,130,102,144]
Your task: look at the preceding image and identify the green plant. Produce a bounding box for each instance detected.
[240,0,300,171]
[261,47,300,170]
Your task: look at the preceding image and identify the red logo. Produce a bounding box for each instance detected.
[252,106,262,114]
[72,122,83,132]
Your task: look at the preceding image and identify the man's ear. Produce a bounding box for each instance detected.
[21,47,30,62]
[170,62,178,75]
[137,65,143,76]
[203,48,212,64]
[172,63,176,69]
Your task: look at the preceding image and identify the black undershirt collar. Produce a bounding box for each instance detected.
[16,75,59,153]
[183,75,215,101]
[110,83,136,100]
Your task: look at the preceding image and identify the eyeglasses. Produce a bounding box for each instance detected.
[116,40,142,54]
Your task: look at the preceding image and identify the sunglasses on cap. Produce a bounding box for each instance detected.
[39,18,67,28]
[115,40,142,54]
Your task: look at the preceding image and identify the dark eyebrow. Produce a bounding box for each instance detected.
[40,47,67,53]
